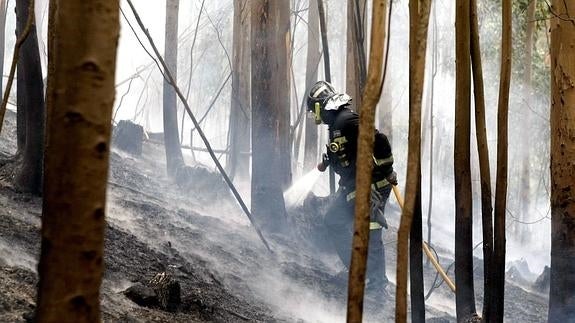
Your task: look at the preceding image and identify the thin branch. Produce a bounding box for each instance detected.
[125,0,272,253]
[190,71,232,132]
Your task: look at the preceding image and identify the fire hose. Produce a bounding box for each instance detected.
[391,185,456,293]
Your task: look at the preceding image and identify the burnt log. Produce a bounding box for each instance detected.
[123,282,158,307]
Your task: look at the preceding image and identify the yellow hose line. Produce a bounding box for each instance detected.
[422,241,456,292]
[392,185,456,294]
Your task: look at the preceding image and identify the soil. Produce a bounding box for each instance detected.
[0,110,548,322]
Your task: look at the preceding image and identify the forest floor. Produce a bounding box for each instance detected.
[0,110,548,322]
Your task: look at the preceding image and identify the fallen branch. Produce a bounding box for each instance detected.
[125,0,272,253]
[0,0,34,135]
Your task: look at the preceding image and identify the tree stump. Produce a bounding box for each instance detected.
[113,120,144,156]
[148,272,181,312]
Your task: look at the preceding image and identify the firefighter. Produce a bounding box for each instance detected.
[307,80,397,298]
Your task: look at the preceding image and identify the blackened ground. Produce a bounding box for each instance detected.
[0,110,548,322]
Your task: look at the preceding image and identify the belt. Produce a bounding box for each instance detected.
[346,179,391,202]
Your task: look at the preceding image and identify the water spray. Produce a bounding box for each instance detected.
[284,169,323,208]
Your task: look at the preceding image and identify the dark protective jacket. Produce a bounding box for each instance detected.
[325,107,394,190]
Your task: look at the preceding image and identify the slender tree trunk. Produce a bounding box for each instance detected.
[303,0,320,171]
[36,0,119,321]
[408,1,426,322]
[163,0,185,176]
[346,0,366,111]
[378,0,392,143]
[426,0,437,264]
[519,0,536,243]
[251,0,290,233]
[14,0,44,194]
[317,0,335,194]
[470,0,493,321]
[454,0,476,320]
[347,1,387,321]
[410,188,425,323]
[548,0,575,321]
[490,0,512,321]
[227,0,250,181]
[396,1,431,322]
[0,0,7,104]
[277,0,291,188]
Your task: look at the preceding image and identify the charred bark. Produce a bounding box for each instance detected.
[548,0,575,321]
[490,0,512,321]
[454,0,476,320]
[470,0,493,321]
[346,0,367,111]
[396,1,431,322]
[14,0,45,194]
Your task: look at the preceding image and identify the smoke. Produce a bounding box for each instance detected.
[0,238,36,272]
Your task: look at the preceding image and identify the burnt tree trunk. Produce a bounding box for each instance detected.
[490,0,511,321]
[548,0,575,320]
[317,0,335,194]
[36,0,119,321]
[454,0,476,320]
[396,1,431,322]
[14,0,45,194]
[303,0,320,171]
[163,0,185,176]
[470,0,493,321]
[227,0,251,181]
[250,0,290,232]
[0,0,6,106]
[346,0,367,111]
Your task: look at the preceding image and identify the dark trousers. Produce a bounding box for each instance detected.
[324,185,391,287]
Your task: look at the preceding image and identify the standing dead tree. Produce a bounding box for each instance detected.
[124,0,272,252]
[454,0,477,320]
[227,0,250,181]
[317,0,335,194]
[163,0,185,176]
[0,0,33,136]
[14,0,45,194]
[491,0,512,321]
[250,0,291,233]
[347,0,387,321]
[548,0,575,321]
[0,0,7,100]
[346,0,367,112]
[396,1,432,322]
[470,0,493,320]
[36,0,120,321]
[303,0,320,171]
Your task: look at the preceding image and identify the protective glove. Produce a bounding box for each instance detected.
[317,153,329,172]
[371,190,389,229]
[375,209,389,229]
[386,171,398,186]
